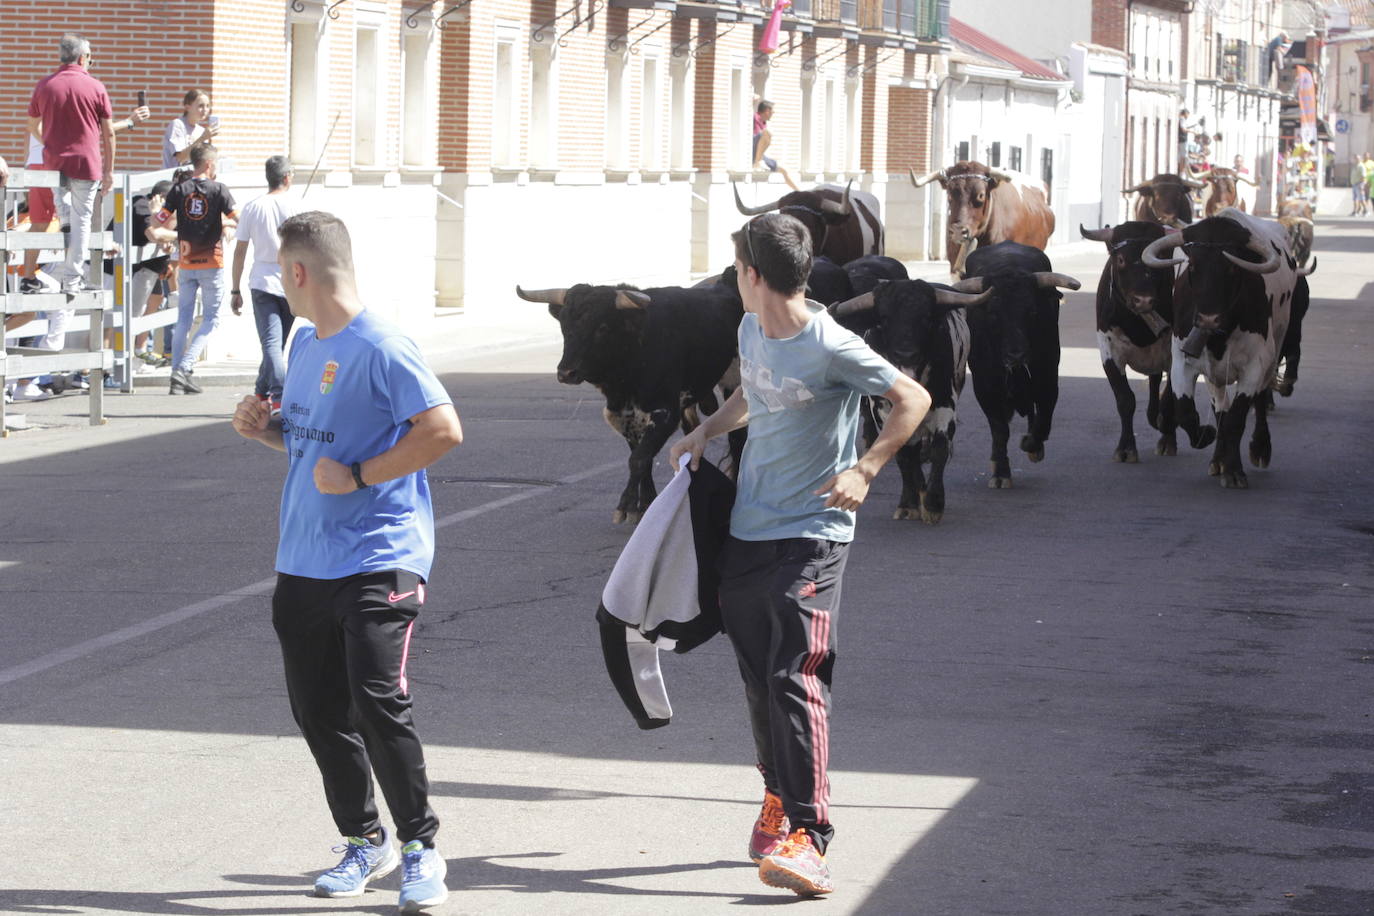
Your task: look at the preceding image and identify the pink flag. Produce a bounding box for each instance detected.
[758,0,791,54]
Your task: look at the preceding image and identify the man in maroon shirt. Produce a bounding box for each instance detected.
[26,34,115,294]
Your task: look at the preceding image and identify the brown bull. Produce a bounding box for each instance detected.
[910,161,1055,274]
[1195,167,1258,216]
[1122,173,1205,227]
[1279,197,1314,220]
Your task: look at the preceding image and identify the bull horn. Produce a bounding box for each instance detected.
[1122,182,1149,195]
[934,285,994,308]
[1079,224,1114,242]
[988,169,1013,184]
[950,277,986,294]
[829,290,876,319]
[733,182,780,216]
[1193,169,1214,182]
[1032,271,1082,291]
[1289,216,1314,227]
[1182,175,1207,189]
[820,181,854,217]
[1237,174,1259,186]
[615,290,652,310]
[1222,236,1283,275]
[515,286,568,306]
[1297,256,1317,277]
[1141,233,1186,269]
[910,167,946,188]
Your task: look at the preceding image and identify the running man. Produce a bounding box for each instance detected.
[669,212,930,896]
[231,211,462,913]
[753,100,799,191]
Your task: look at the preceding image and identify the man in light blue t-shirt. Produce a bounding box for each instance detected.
[232,211,461,913]
[671,213,931,897]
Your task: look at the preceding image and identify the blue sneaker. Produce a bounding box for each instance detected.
[398,841,448,913]
[313,829,399,898]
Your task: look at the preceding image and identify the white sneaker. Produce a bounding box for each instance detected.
[12,381,52,401]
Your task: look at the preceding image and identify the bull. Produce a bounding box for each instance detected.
[515,281,744,522]
[1141,207,1313,488]
[1123,173,1205,227]
[805,256,854,305]
[1273,200,1316,396]
[843,255,909,294]
[1079,222,1180,462]
[732,181,883,264]
[829,278,991,522]
[955,242,1081,489]
[1195,167,1257,216]
[910,161,1055,274]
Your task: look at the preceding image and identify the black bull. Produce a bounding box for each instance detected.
[515,280,744,523]
[958,242,1081,489]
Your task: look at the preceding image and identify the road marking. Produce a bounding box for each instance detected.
[0,459,622,689]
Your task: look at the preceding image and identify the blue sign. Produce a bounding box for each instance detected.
[1337,118,1350,134]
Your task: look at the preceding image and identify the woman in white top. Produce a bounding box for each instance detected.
[162,89,219,168]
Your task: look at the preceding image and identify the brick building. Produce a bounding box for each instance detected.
[3,0,953,345]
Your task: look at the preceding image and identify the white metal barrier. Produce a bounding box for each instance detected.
[1,169,112,435]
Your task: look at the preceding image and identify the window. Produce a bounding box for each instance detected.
[800,75,816,173]
[840,0,857,24]
[1041,148,1053,203]
[1008,145,1022,171]
[493,30,520,167]
[955,140,969,163]
[289,19,322,164]
[883,0,898,32]
[823,76,837,171]
[402,33,432,165]
[607,52,630,169]
[988,141,1001,167]
[669,56,690,171]
[730,64,749,170]
[353,28,380,166]
[845,77,859,172]
[529,44,557,169]
[641,55,662,171]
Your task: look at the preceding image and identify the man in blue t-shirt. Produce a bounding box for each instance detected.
[231,211,461,913]
[671,213,931,897]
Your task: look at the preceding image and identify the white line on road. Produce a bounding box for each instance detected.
[0,459,622,689]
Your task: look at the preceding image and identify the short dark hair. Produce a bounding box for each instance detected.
[731,213,811,296]
[265,155,293,190]
[279,211,355,272]
[756,99,773,114]
[150,180,173,197]
[190,144,218,169]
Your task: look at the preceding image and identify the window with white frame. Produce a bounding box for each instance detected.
[606,51,629,169]
[641,53,663,171]
[529,44,557,169]
[402,31,433,166]
[289,18,323,165]
[845,77,859,172]
[823,76,837,172]
[730,63,749,170]
[354,27,380,166]
[493,26,520,168]
[800,73,815,173]
[669,55,690,171]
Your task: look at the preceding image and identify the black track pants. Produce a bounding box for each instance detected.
[718,536,849,855]
[272,569,439,846]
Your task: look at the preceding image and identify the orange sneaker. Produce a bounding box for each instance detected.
[759,828,833,896]
[748,790,790,862]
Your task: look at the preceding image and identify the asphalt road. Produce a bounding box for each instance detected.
[2,220,1372,916]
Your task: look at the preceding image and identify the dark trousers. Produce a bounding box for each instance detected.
[272,569,439,846]
[718,536,849,854]
[250,289,294,400]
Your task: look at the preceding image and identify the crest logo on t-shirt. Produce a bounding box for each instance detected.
[185,192,208,220]
[320,360,339,394]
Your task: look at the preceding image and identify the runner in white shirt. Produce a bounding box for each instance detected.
[231,155,301,409]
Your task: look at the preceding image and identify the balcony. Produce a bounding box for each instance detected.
[808,0,940,40]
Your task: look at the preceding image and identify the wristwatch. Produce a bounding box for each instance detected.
[350,461,367,489]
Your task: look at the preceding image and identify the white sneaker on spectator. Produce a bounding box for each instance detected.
[12,381,52,401]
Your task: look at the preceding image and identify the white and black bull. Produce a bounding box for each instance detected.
[1141,207,1315,488]
[829,278,991,522]
[957,242,1082,489]
[733,181,884,264]
[515,281,744,522]
[1080,221,1180,462]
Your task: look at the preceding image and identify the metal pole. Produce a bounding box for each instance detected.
[303,112,343,198]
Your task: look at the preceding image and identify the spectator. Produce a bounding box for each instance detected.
[148,144,239,395]
[103,180,174,369]
[162,89,219,168]
[21,106,149,293]
[26,33,115,295]
[1364,152,1374,216]
[753,100,798,192]
[1347,156,1365,215]
[231,155,300,410]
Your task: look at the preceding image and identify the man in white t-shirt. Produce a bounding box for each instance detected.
[231,155,300,410]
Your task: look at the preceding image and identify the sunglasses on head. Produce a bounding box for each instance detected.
[745,217,759,269]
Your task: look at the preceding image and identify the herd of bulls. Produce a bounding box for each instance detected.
[516,164,1317,525]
